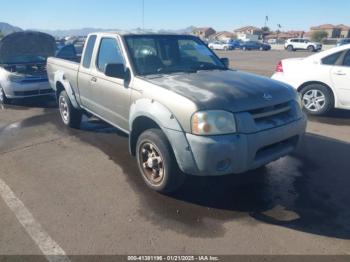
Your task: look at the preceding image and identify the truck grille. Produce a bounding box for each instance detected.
[249,102,291,120]
[248,101,293,130]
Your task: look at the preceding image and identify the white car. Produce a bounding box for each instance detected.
[0,31,56,104]
[285,38,322,52]
[272,44,350,115]
[208,41,234,51]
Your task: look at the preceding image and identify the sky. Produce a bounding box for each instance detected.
[1,0,350,32]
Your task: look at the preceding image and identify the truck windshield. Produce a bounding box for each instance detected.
[125,35,226,75]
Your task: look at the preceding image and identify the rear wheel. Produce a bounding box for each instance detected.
[287,45,294,52]
[301,84,333,115]
[136,129,185,193]
[58,90,82,128]
[0,86,10,104]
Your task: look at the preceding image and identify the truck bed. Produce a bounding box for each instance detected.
[47,57,80,94]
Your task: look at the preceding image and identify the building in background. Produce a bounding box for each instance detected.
[234,26,263,40]
[211,31,235,41]
[310,24,350,38]
[192,27,216,40]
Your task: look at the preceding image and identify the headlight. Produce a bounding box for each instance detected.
[8,74,24,83]
[191,110,236,135]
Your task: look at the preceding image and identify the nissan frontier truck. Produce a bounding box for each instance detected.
[47,33,306,193]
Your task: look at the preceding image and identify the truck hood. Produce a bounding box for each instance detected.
[0,31,55,64]
[143,70,297,112]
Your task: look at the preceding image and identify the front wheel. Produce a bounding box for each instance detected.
[307,45,315,52]
[301,84,333,115]
[136,129,185,193]
[0,86,10,104]
[58,90,82,128]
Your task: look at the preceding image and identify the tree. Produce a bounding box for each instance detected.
[311,30,328,42]
[261,26,270,33]
[0,31,4,39]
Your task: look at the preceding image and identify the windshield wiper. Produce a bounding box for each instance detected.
[196,64,226,71]
[156,67,198,74]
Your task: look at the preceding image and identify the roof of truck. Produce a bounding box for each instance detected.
[87,32,193,37]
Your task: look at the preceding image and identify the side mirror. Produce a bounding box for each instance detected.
[105,63,126,79]
[220,58,230,68]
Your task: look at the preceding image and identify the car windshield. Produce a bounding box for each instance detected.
[125,35,226,76]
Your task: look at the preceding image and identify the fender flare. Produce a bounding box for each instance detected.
[129,98,183,131]
[54,71,80,109]
[129,98,198,175]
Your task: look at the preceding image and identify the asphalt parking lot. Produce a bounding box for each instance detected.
[0,50,350,258]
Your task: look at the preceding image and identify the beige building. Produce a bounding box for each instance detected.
[310,24,350,38]
[234,26,263,39]
[266,31,305,40]
[192,27,216,39]
[211,31,235,41]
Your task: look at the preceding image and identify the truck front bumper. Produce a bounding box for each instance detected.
[183,116,306,176]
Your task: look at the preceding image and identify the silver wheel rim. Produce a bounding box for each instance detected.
[139,142,165,186]
[303,89,326,112]
[59,95,69,124]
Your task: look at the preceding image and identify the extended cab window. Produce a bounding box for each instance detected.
[322,51,343,65]
[97,38,124,73]
[82,35,97,68]
[343,51,350,67]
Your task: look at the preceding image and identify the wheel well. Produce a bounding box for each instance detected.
[297,81,335,101]
[56,82,65,101]
[130,116,161,156]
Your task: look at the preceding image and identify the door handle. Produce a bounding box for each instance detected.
[334,71,346,76]
[91,77,97,82]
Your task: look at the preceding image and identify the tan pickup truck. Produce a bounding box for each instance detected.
[47,32,306,193]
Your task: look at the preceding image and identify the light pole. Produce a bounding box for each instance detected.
[142,0,145,31]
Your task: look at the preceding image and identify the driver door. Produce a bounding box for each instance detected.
[331,49,350,106]
[90,36,131,131]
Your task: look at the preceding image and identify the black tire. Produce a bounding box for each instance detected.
[58,90,82,128]
[136,128,185,193]
[300,84,334,115]
[307,45,315,52]
[0,86,10,104]
[287,45,294,52]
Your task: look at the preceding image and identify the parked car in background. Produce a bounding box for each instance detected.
[272,44,350,115]
[268,39,277,44]
[336,38,350,47]
[47,32,306,193]
[0,31,56,104]
[226,39,242,49]
[208,41,235,51]
[285,38,322,52]
[240,41,271,51]
[56,44,79,62]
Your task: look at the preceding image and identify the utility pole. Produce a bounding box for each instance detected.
[142,0,145,31]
